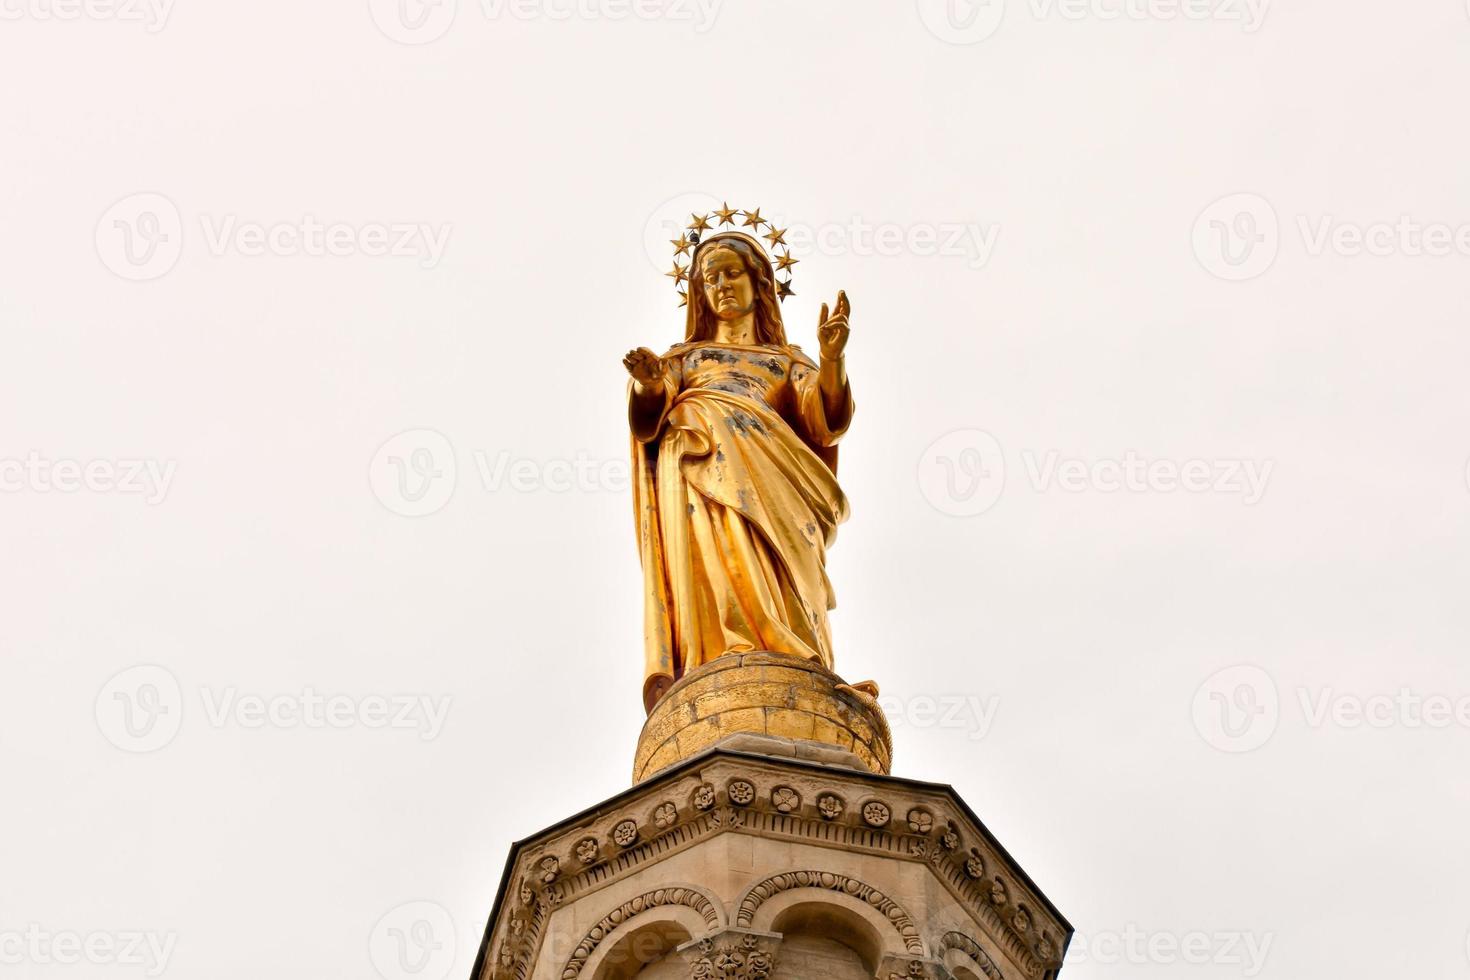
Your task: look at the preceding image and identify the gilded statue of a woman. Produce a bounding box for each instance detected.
[626,211,853,711]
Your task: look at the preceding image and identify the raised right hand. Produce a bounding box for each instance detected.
[623,347,665,389]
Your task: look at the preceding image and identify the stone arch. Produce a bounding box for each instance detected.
[768,898,886,974]
[734,870,925,956]
[939,931,1006,980]
[561,886,724,980]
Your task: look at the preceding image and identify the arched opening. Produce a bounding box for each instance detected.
[940,933,1005,980]
[769,901,883,980]
[591,921,693,980]
[944,953,987,980]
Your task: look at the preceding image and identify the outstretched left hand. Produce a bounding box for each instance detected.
[817,290,850,361]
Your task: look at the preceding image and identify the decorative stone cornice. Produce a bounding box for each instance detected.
[479,750,1069,980]
[735,870,924,955]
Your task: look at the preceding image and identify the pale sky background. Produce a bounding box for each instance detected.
[3,1,1469,978]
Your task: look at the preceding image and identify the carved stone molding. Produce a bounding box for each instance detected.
[559,887,724,980]
[878,954,948,980]
[678,929,782,980]
[481,753,1068,980]
[939,931,1006,980]
[734,870,925,955]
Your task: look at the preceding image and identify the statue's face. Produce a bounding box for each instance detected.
[698,246,756,321]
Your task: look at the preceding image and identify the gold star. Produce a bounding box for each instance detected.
[665,261,689,284]
[763,226,788,247]
[714,202,740,226]
[775,251,799,272]
[687,213,713,233]
[677,289,688,308]
[777,278,794,300]
[670,234,693,256]
[740,208,765,229]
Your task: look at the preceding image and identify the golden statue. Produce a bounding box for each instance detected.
[626,206,853,712]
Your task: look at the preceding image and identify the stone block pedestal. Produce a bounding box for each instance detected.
[633,652,894,783]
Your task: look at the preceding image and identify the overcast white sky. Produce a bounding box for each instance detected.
[3,1,1469,978]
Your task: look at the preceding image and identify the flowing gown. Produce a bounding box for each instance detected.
[629,342,853,710]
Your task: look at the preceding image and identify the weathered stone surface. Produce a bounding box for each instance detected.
[471,749,1072,980]
[634,652,893,783]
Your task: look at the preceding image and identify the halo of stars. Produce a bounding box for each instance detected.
[668,201,798,308]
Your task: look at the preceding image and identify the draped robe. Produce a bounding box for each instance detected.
[630,342,853,711]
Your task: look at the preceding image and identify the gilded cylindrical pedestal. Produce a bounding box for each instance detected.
[633,651,892,783]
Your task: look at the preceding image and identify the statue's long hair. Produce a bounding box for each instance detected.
[683,234,789,347]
